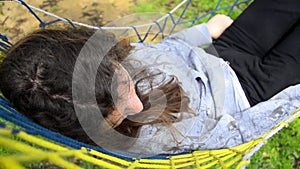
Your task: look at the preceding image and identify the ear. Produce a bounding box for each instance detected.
[106,110,125,128]
[116,38,133,52]
[111,110,120,116]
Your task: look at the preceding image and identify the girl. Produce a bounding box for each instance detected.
[0,0,299,155]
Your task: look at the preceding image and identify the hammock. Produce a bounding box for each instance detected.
[0,0,299,168]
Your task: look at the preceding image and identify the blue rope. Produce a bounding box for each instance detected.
[153,20,165,39]
[64,18,77,29]
[0,96,136,161]
[0,34,11,45]
[130,26,143,42]
[141,25,153,42]
[17,0,46,28]
[0,34,12,52]
[170,0,192,33]
[0,0,252,46]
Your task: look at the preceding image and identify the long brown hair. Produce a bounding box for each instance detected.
[115,52,195,141]
[0,28,132,145]
[0,28,194,148]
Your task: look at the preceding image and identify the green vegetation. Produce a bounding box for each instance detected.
[133,0,249,24]
[0,52,5,64]
[50,6,61,13]
[248,119,300,169]
[0,2,3,15]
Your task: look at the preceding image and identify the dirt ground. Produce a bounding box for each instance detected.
[0,0,141,43]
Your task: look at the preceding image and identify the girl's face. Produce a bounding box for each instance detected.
[105,66,143,128]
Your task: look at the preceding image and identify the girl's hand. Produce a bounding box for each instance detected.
[206,14,233,39]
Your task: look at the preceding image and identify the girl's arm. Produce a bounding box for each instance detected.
[206,14,233,39]
[168,14,233,47]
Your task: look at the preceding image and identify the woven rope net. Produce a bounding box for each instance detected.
[0,0,300,168]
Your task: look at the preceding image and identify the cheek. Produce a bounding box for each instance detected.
[127,91,143,115]
[133,94,144,112]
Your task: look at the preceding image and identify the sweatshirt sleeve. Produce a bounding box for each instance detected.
[168,23,212,47]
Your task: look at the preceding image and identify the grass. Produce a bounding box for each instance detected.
[133,0,250,24]
[50,6,61,13]
[248,119,300,169]
[0,0,299,168]
[0,117,107,169]
[0,2,3,15]
[0,52,5,63]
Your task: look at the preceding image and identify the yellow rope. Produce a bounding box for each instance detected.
[0,158,25,169]
[235,160,250,169]
[0,107,299,169]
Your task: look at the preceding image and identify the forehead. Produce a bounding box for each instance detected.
[112,64,131,95]
[114,64,130,83]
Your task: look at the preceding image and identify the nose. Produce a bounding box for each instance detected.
[128,91,143,114]
[125,81,143,115]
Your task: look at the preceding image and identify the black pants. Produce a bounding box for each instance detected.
[214,0,300,106]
